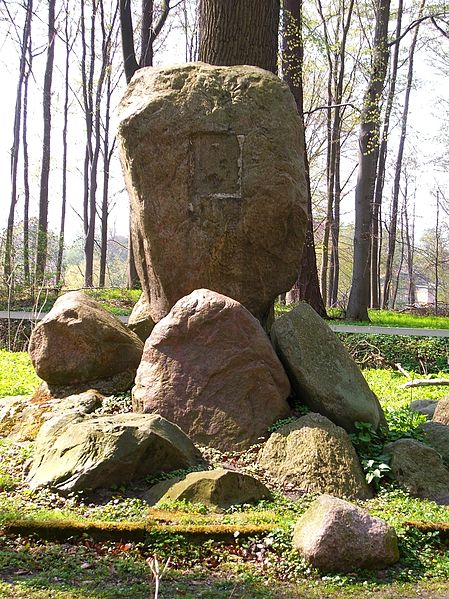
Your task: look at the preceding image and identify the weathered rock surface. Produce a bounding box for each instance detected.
[144,468,270,510]
[257,413,371,499]
[127,293,155,343]
[270,303,386,432]
[27,412,203,493]
[433,396,449,425]
[292,495,399,572]
[133,289,291,452]
[118,63,307,326]
[410,399,438,420]
[385,438,449,503]
[29,291,144,388]
[420,421,449,467]
[0,390,103,441]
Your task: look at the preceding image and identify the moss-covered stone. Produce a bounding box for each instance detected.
[257,413,371,499]
[27,412,203,494]
[386,438,449,503]
[144,468,270,510]
[270,303,386,432]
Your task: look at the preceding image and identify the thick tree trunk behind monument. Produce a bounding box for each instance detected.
[198,0,280,75]
[199,0,281,330]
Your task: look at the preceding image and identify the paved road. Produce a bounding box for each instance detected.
[1,311,449,337]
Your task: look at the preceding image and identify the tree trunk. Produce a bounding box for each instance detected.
[22,24,33,288]
[4,1,33,284]
[346,0,391,321]
[119,0,171,289]
[56,2,73,289]
[199,0,280,74]
[383,0,425,308]
[35,0,56,285]
[371,0,403,309]
[282,0,326,317]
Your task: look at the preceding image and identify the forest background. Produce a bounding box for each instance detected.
[1,0,449,319]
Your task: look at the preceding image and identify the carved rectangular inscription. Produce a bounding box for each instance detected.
[191,132,243,199]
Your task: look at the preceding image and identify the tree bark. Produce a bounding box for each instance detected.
[56,2,73,289]
[383,0,425,308]
[35,0,56,285]
[199,0,280,74]
[346,0,391,321]
[4,1,33,284]
[371,0,403,309]
[282,0,326,317]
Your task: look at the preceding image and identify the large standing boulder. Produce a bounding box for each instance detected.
[143,468,270,511]
[117,63,307,326]
[385,438,449,503]
[270,303,386,433]
[257,413,371,499]
[27,412,203,493]
[133,289,291,452]
[292,495,399,572]
[29,292,144,389]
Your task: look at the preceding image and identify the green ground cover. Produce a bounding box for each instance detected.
[0,351,41,397]
[328,308,449,330]
[2,334,449,597]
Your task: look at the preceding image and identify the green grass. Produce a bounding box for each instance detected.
[0,288,141,317]
[329,308,449,329]
[362,368,449,410]
[0,351,41,397]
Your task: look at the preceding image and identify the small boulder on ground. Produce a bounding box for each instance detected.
[127,293,155,343]
[410,399,438,420]
[29,291,144,389]
[257,413,371,499]
[270,303,386,433]
[27,412,203,494]
[0,390,103,442]
[433,396,449,425]
[420,421,449,467]
[292,494,399,572]
[385,438,449,503]
[143,468,270,511]
[133,289,291,452]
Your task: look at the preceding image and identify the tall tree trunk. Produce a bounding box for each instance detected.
[4,1,33,284]
[383,0,425,308]
[199,0,280,74]
[371,0,403,308]
[35,0,56,285]
[119,0,171,288]
[56,2,72,288]
[82,0,97,287]
[99,67,116,287]
[22,25,33,288]
[346,0,391,321]
[434,190,440,315]
[404,178,416,305]
[283,0,326,317]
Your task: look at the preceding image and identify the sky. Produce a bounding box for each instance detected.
[0,4,448,248]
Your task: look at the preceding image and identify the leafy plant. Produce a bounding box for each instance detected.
[384,405,427,442]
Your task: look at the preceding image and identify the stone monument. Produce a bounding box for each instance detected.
[117,63,307,328]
